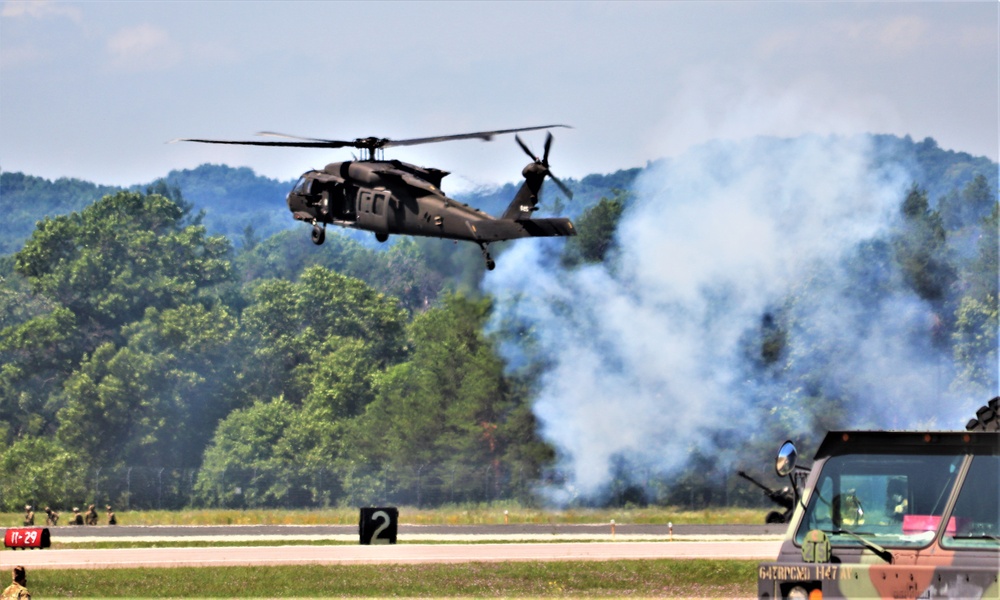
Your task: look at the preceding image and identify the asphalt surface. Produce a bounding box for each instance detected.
[0,540,783,569]
[1,523,785,569]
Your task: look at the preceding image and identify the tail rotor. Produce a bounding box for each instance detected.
[515,132,574,200]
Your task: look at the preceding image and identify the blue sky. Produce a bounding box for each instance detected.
[2,1,997,190]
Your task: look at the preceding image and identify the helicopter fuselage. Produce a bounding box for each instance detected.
[175,124,575,269]
[286,159,574,247]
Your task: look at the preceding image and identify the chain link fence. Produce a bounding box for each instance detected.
[16,464,787,512]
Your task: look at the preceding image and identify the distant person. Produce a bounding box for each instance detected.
[71,507,84,525]
[43,506,58,526]
[106,505,117,525]
[21,506,33,527]
[1,566,30,600]
[886,479,908,523]
[84,504,98,526]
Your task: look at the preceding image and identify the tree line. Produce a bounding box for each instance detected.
[0,134,995,511]
[0,188,560,510]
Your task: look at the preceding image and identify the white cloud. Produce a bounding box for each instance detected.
[755,13,932,61]
[106,23,181,71]
[1,0,82,22]
[835,15,930,57]
[0,42,43,69]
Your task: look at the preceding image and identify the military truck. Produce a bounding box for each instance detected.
[758,397,999,599]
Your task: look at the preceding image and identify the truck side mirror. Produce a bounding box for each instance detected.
[776,440,797,477]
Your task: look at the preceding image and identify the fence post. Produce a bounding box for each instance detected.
[157,468,164,510]
[125,467,132,511]
[416,465,424,508]
[94,467,101,507]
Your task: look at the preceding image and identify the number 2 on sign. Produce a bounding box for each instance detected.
[369,510,390,545]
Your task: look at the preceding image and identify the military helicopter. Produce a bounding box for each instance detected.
[174,125,575,270]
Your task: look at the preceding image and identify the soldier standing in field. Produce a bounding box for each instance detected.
[71,507,84,525]
[1,566,30,600]
[84,504,98,526]
[106,505,117,525]
[43,507,58,526]
[21,506,33,527]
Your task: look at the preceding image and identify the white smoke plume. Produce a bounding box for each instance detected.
[484,133,985,501]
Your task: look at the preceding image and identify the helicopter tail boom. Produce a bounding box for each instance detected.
[467,218,575,242]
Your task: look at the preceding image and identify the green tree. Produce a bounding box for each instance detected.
[0,171,122,255]
[340,295,550,505]
[194,396,308,507]
[0,436,85,512]
[239,266,407,404]
[938,174,996,231]
[952,203,999,394]
[236,230,445,313]
[562,189,631,266]
[0,307,78,439]
[56,303,239,468]
[893,184,955,305]
[15,191,232,351]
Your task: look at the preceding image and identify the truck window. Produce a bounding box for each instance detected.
[942,454,1000,549]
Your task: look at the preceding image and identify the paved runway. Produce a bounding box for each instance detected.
[2,541,781,570]
[1,524,783,569]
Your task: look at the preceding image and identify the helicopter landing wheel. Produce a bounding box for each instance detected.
[375,232,389,243]
[311,224,326,245]
[478,242,495,271]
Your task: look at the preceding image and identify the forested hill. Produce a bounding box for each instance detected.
[0,167,296,256]
[0,133,995,512]
[2,134,994,257]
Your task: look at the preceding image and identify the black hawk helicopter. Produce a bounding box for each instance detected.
[174,125,575,270]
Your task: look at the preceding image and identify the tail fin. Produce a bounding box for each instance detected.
[501,181,539,219]
[501,163,547,220]
[500,132,574,219]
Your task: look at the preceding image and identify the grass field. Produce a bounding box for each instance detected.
[22,559,759,598]
[4,506,768,598]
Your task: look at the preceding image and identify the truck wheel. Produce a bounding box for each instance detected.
[966,396,1000,431]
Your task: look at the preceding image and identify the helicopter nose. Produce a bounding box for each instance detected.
[287,192,303,211]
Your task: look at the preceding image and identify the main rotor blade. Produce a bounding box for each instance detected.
[542,132,553,165]
[384,124,570,149]
[170,137,354,148]
[515,135,538,162]
[256,131,343,143]
[174,125,570,152]
[549,172,574,200]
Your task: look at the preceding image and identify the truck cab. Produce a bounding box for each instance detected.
[758,430,999,599]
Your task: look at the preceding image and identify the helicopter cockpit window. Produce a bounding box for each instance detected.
[292,177,312,195]
[942,454,1000,549]
[796,452,965,548]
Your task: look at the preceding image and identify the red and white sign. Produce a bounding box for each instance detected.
[4,528,50,549]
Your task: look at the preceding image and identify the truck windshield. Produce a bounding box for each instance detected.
[796,452,965,548]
